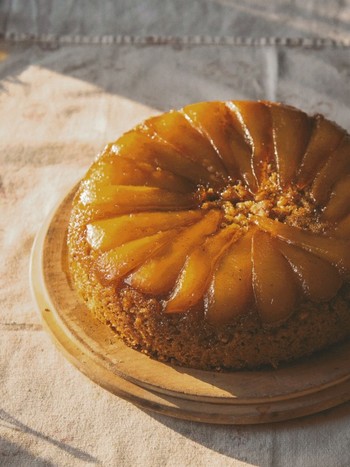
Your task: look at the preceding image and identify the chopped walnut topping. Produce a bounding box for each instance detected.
[199,168,325,232]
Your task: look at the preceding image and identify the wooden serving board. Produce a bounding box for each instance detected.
[30,187,350,424]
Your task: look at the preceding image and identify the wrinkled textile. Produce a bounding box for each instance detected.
[1,1,350,466]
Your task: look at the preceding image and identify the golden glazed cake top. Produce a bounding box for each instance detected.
[71,101,350,326]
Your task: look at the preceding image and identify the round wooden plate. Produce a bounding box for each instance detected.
[30,187,350,424]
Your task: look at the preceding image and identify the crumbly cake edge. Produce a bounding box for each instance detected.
[67,202,350,371]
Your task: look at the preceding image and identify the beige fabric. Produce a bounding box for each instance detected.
[1,40,350,467]
[2,0,350,41]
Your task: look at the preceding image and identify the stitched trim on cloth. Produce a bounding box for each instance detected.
[0,33,349,48]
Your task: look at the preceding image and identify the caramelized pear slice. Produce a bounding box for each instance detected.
[252,230,298,325]
[89,157,194,193]
[185,100,257,189]
[128,210,222,296]
[297,115,345,189]
[311,136,350,206]
[254,216,350,272]
[87,210,203,251]
[322,174,350,222]
[79,183,196,214]
[114,129,214,185]
[182,101,241,179]
[165,223,240,313]
[144,111,228,185]
[205,229,254,325]
[229,101,273,185]
[224,101,258,191]
[95,230,176,285]
[278,240,342,302]
[267,103,313,187]
[334,214,350,238]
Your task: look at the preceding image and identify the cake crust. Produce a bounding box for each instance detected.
[68,200,350,369]
[67,101,350,370]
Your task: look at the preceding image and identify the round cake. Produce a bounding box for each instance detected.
[67,100,350,370]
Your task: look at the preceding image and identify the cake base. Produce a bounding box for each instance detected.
[30,186,350,424]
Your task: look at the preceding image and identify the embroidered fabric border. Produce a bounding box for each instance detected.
[1,32,349,47]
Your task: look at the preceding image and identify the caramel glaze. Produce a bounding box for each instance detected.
[71,101,350,328]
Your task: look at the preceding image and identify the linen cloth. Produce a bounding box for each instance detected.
[1,2,350,466]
